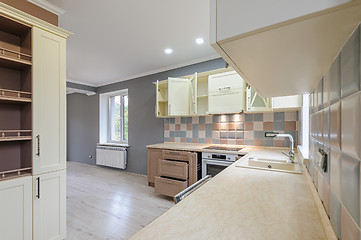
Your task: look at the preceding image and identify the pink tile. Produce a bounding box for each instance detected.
[253,139,264,146]
[205,138,212,144]
[263,122,273,131]
[227,139,236,145]
[180,137,186,143]
[341,205,361,240]
[175,124,180,131]
[199,123,205,131]
[227,123,236,130]
[164,124,169,130]
[236,139,244,145]
[330,102,341,150]
[212,123,220,131]
[244,122,253,131]
[169,137,175,142]
[192,138,198,143]
[284,121,296,131]
[220,139,227,144]
[187,124,192,131]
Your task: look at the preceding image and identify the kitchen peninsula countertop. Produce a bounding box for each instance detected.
[131,148,334,240]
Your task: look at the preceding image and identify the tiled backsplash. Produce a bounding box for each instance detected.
[308,25,361,239]
[164,111,300,147]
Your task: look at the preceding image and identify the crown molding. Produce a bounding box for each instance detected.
[27,0,65,16]
[0,2,72,38]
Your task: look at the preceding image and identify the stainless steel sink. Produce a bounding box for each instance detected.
[236,156,302,174]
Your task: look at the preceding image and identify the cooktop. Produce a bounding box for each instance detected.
[203,146,244,151]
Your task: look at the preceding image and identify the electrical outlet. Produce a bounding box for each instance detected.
[316,148,327,173]
[89,155,93,158]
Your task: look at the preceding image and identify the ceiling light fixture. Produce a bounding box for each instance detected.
[164,48,173,54]
[195,38,205,45]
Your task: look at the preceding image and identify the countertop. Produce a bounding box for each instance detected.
[131,148,330,240]
[146,142,286,155]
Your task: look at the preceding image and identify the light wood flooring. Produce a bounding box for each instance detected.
[66,162,174,240]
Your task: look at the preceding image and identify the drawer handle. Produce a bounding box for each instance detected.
[160,179,174,184]
[165,161,177,166]
[167,151,180,155]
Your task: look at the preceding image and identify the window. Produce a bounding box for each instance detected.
[109,93,128,142]
[99,89,128,144]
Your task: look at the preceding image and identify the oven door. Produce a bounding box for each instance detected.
[202,159,232,178]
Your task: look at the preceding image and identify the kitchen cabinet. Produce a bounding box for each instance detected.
[32,27,67,175]
[210,0,361,97]
[155,67,240,117]
[0,176,32,240]
[272,95,303,110]
[245,86,272,112]
[147,148,162,186]
[208,70,245,114]
[168,77,190,116]
[147,148,198,197]
[0,3,71,240]
[33,170,66,240]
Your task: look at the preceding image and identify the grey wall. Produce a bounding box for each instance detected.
[67,93,99,164]
[67,58,226,175]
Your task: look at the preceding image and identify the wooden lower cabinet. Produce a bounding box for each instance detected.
[155,176,188,197]
[147,148,162,186]
[148,148,198,197]
[33,170,66,240]
[0,176,32,240]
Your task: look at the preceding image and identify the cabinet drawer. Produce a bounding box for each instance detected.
[158,160,188,180]
[155,176,188,197]
[162,150,194,162]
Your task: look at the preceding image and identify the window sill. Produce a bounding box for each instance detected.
[97,143,129,148]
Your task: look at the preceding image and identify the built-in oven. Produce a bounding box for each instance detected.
[202,152,241,177]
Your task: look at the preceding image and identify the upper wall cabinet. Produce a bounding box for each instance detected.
[210,0,361,97]
[245,86,272,112]
[208,71,245,114]
[155,68,236,117]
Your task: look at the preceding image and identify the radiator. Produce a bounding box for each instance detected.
[96,145,127,169]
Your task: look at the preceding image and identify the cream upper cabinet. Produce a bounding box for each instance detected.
[168,77,190,116]
[32,27,66,175]
[208,71,245,114]
[189,73,197,115]
[0,176,32,240]
[245,86,272,112]
[272,95,303,110]
[33,170,66,240]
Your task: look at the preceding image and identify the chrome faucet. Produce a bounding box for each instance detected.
[265,132,295,163]
[275,134,295,163]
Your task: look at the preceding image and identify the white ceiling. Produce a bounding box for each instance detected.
[47,0,219,87]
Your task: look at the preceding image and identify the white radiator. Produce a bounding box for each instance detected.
[96,145,127,169]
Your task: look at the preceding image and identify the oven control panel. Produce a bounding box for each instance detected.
[202,152,239,162]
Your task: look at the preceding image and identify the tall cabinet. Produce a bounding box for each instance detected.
[0,3,71,240]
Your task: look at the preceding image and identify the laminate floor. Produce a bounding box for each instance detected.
[66,162,174,240]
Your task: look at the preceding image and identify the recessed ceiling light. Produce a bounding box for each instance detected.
[195,38,205,45]
[164,48,173,54]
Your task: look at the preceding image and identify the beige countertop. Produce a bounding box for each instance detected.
[131,148,331,240]
[147,142,286,155]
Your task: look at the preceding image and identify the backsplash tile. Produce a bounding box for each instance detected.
[165,111,300,147]
[308,25,361,239]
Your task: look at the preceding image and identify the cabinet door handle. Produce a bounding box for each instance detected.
[36,177,40,199]
[165,161,177,166]
[167,151,180,155]
[36,135,40,156]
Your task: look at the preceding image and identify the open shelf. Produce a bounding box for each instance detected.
[0,47,32,70]
[0,130,32,142]
[0,167,32,181]
[0,88,31,103]
[0,14,32,181]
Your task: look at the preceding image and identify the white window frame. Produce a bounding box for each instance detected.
[99,89,128,145]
